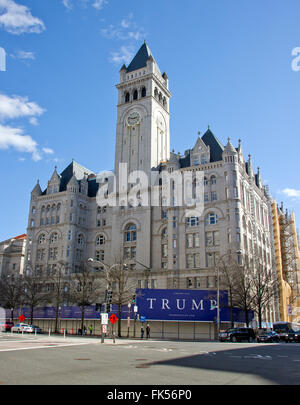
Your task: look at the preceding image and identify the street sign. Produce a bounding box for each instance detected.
[109,313,118,325]
[101,313,108,325]
[102,324,107,334]
[19,315,26,322]
[134,305,138,313]
[140,316,146,322]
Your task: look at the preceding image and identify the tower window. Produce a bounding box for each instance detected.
[141,87,146,97]
[133,90,138,100]
[125,92,130,103]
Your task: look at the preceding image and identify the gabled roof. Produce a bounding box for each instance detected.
[59,160,94,192]
[126,42,153,73]
[201,129,224,163]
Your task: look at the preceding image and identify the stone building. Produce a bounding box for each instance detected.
[0,234,26,276]
[24,42,277,326]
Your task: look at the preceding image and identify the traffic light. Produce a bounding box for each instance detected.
[102,303,112,313]
[132,294,136,304]
[105,290,113,304]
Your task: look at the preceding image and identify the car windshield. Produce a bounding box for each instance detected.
[226,329,236,333]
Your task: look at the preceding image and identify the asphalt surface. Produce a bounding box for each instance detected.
[0,332,299,386]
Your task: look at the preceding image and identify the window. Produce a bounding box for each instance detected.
[133,90,138,100]
[125,92,130,103]
[206,252,220,267]
[38,234,46,244]
[186,216,199,227]
[210,175,216,185]
[96,235,105,246]
[205,231,220,246]
[205,213,218,225]
[125,224,137,242]
[141,87,146,97]
[211,191,217,201]
[50,233,58,244]
[95,250,105,262]
[77,234,84,245]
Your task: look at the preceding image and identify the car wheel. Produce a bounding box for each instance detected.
[231,336,237,342]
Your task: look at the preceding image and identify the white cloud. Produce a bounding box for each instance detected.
[92,0,107,10]
[0,94,45,122]
[0,93,53,162]
[42,147,54,155]
[29,117,38,126]
[13,50,35,60]
[0,0,45,35]
[282,188,300,200]
[62,0,73,9]
[110,46,134,65]
[0,123,41,161]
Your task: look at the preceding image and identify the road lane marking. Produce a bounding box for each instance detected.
[0,341,100,353]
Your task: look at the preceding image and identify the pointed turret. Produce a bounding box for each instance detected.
[126,41,154,73]
[47,166,61,194]
[31,180,42,197]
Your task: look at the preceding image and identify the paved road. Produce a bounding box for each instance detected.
[0,333,299,386]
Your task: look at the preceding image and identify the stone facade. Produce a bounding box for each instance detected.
[0,234,26,276]
[24,42,277,324]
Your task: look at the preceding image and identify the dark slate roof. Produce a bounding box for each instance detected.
[179,152,191,168]
[201,129,224,163]
[126,42,153,73]
[87,177,99,198]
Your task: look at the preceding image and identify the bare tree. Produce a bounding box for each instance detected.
[90,258,137,337]
[47,261,69,333]
[21,272,50,324]
[218,253,241,327]
[69,262,102,332]
[249,257,277,328]
[0,269,23,321]
[231,259,254,327]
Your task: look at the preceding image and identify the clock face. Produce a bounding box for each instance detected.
[127,112,140,126]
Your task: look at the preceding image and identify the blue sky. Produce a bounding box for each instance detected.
[0,0,300,241]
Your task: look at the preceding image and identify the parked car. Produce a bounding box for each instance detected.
[11,323,42,334]
[257,331,280,343]
[285,330,300,343]
[11,323,30,333]
[219,327,256,342]
[27,325,42,334]
[0,321,14,332]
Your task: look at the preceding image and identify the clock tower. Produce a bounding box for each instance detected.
[114,42,171,182]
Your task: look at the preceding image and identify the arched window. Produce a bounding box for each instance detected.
[125,92,130,103]
[38,234,46,244]
[210,175,217,185]
[50,232,58,244]
[205,213,218,225]
[133,90,138,100]
[77,234,84,245]
[125,224,137,242]
[141,87,146,97]
[96,235,105,246]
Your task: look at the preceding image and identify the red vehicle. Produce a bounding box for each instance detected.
[0,321,14,332]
